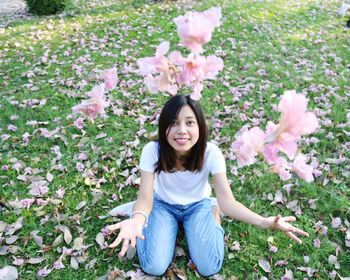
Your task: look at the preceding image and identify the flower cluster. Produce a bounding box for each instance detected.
[232,90,319,182]
[71,67,117,120]
[137,7,223,100]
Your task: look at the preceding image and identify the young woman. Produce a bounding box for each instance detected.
[107,95,308,277]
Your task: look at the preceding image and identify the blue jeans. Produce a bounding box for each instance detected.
[136,194,225,277]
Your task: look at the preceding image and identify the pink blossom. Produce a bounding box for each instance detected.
[170,52,223,99]
[231,126,266,167]
[29,181,49,197]
[72,84,109,119]
[73,117,84,129]
[173,7,221,53]
[12,256,25,266]
[331,217,342,229]
[292,154,314,182]
[313,238,321,248]
[37,267,52,278]
[55,188,65,199]
[268,157,292,181]
[19,198,35,209]
[103,67,118,90]
[53,260,65,270]
[137,41,178,95]
[7,124,17,132]
[265,90,318,161]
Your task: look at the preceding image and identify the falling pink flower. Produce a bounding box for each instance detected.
[137,41,178,95]
[268,157,292,181]
[231,126,266,167]
[103,67,118,90]
[264,90,318,162]
[292,154,314,182]
[72,84,109,119]
[174,7,221,53]
[169,52,223,99]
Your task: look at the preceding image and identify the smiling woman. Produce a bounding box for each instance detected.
[106,94,309,277]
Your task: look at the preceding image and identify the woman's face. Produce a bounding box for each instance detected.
[166,105,199,157]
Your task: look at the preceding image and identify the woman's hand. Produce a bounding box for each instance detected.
[265,215,309,244]
[106,219,144,256]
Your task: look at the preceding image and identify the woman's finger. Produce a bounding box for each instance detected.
[274,215,281,224]
[130,237,136,248]
[119,239,130,256]
[286,232,302,244]
[292,227,309,237]
[109,236,122,248]
[106,223,121,232]
[283,216,296,222]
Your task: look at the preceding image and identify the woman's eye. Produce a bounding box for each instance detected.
[187,121,195,125]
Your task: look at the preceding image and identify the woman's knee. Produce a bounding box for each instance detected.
[195,257,223,277]
[141,260,169,276]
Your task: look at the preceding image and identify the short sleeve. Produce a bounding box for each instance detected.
[208,143,226,174]
[139,141,158,173]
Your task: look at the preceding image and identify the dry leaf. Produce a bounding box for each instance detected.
[64,226,72,245]
[258,259,271,273]
[72,237,84,251]
[27,257,45,264]
[52,234,63,247]
[70,256,79,269]
[0,265,18,280]
[95,232,105,247]
[75,201,87,210]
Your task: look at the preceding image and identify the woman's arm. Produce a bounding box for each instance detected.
[212,172,309,244]
[107,170,154,255]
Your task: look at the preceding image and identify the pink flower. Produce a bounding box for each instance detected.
[331,217,342,229]
[53,260,65,270]
[103,67,118,90]
[313,238,321,248]
[72,84,109,119]
[169,52,223,99]
[231,126,266,167]
[292,154,314,182]
[137,41,178,95]
[174,7,221,53]
[264,90,318,162]
[268,157,292,181]
[73,117,84,129]
[8,124,17,132]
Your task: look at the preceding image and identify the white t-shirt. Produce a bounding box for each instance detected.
[139,141,226,205]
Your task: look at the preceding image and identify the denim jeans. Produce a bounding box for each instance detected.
[136,194,225,277]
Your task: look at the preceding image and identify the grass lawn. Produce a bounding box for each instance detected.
[0,0,349,279]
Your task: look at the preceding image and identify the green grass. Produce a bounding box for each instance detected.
[0,0,349,279]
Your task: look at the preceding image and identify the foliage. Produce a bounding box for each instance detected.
[25,0,68,15]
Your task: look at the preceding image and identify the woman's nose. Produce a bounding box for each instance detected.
[177,123,186,133]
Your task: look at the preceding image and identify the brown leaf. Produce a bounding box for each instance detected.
[167,267,187,280]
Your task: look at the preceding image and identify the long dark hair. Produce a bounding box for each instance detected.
[154,95,208,173]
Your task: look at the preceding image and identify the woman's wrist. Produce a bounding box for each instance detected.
[131,211,148,227]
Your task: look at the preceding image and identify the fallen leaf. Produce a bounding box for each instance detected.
[0,265,18,280]
[27,257,45,264]
[70,256,79,269]
[258,259,271,273]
